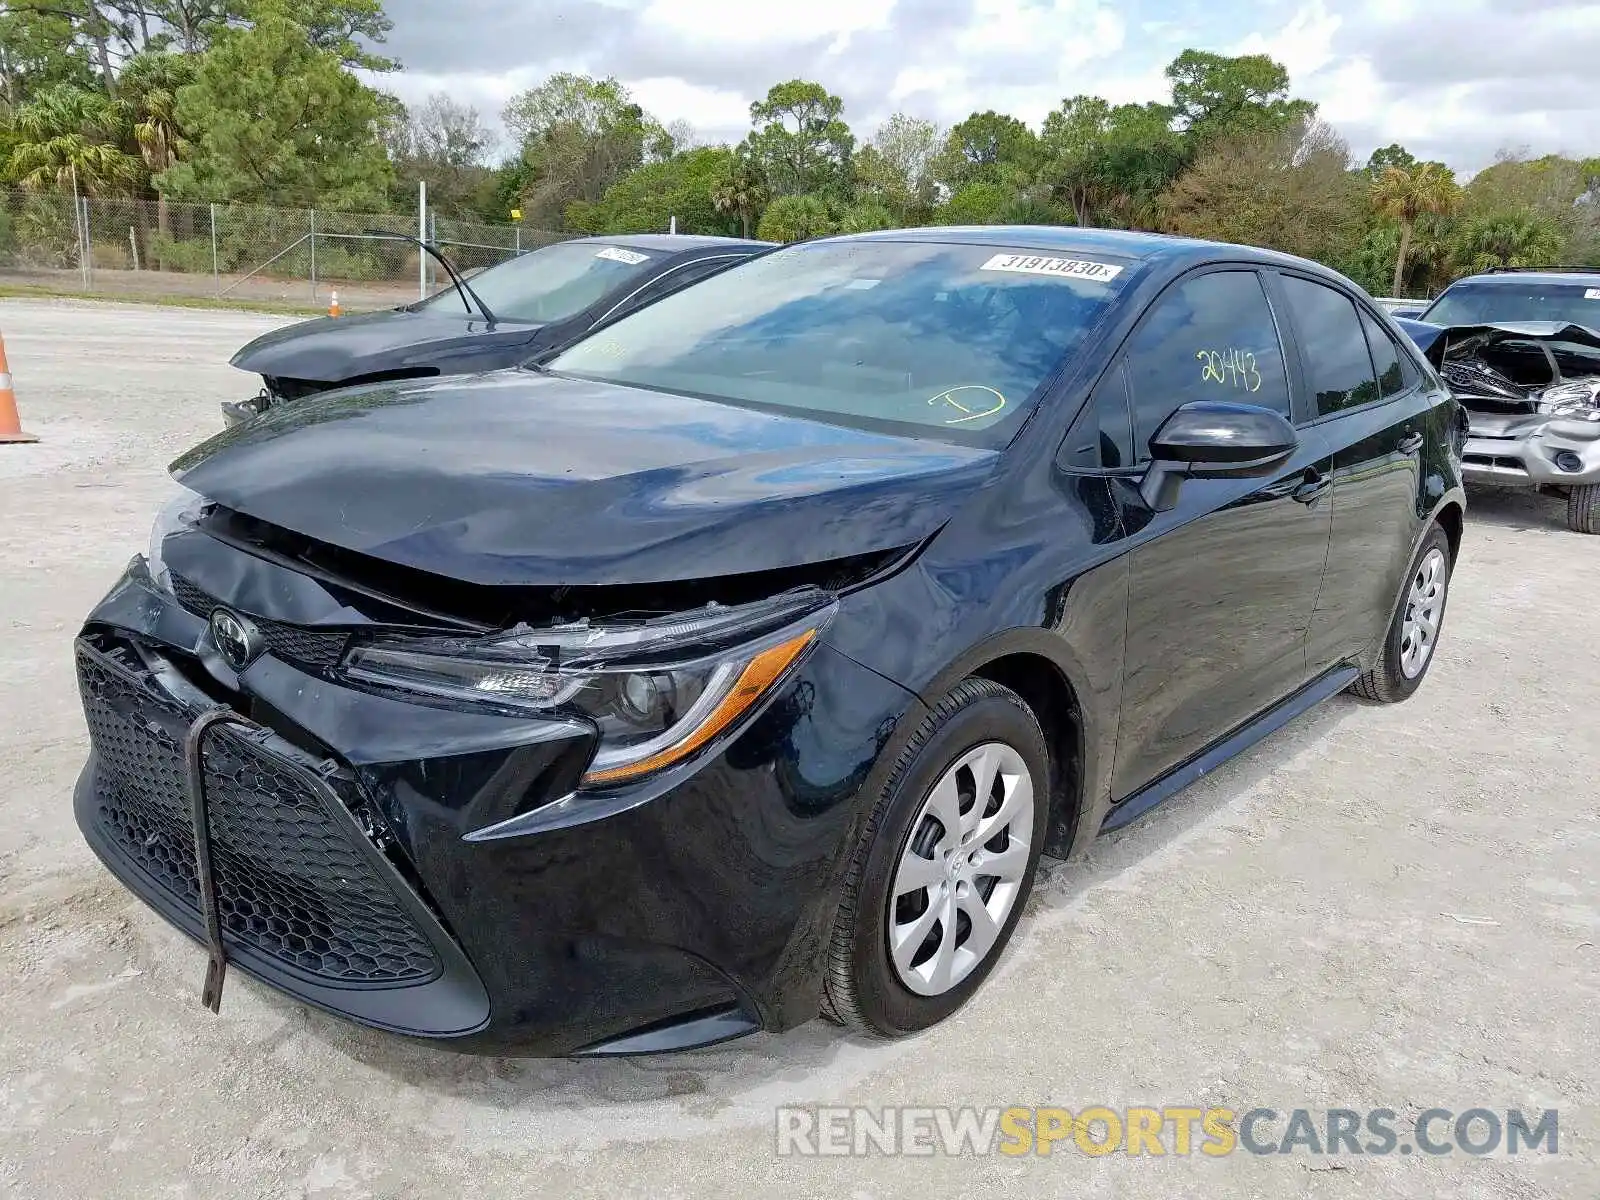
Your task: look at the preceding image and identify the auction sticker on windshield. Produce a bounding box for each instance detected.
[596,246,652,265]
[980,254,1124,282]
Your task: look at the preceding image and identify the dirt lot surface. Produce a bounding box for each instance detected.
[1,298,1596,1199]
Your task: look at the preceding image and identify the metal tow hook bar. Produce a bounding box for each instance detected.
[183,707,253,1014]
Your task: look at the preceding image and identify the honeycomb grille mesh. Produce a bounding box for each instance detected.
[77,645,439,986]
[169,574,349,671]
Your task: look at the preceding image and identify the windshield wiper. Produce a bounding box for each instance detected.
[363,230,499,327]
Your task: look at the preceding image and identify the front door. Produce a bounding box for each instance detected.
[1102,267,1334,800]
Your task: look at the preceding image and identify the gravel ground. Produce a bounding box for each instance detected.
[1,299,1596,1199]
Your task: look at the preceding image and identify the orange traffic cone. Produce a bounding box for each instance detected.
[0,330,37,445]
[328,290,342,318]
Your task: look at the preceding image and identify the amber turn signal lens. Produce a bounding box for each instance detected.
[580,628,817,786]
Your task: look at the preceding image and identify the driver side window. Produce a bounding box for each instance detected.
[1123,270,1292,461]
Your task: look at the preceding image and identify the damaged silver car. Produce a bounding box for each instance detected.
[1398,315,1600,533]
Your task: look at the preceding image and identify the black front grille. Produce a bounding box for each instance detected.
[170,574,349,672]
[77,643,440,986]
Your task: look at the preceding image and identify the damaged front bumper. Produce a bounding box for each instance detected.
[1460,410,1600,487]
[73,553,919,1055]
[219,390,271,428]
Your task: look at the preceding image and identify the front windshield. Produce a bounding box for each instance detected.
[1422,281,1600,328]
[545,240,1132,447]
[420,241,658,323]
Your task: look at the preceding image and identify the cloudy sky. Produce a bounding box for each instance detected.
[374,0,1600,174]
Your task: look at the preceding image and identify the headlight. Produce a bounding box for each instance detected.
[146,486,205,592]
[342,589,835,786]
[1537,379,1600,417]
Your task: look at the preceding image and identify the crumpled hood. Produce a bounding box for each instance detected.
[170,370,999,586]
[1396,317,1600,370]
[230,308,543,384]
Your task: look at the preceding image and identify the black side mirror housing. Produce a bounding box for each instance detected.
[1389,307,1425,320]
[1139,400,1299,512]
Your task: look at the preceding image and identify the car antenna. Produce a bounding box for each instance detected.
[363,230,499,327]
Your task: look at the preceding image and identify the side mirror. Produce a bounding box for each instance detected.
[1389,307,1425,319]
[1139,400,1299,512]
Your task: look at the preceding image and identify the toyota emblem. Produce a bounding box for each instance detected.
[209,608,261,672]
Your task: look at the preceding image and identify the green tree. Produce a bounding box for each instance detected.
[1159,120,1364,267]
[744,79,853,199]
[0,5,96,106]
[119,51,197,231]
[1451,212,1564,273]
[1370,160,1461,295]
[568,146,741,236]
[1039,96,1184,227]
[935,180,1014,225]
[386,92,491,216]
[755,192,833,242]
[1365,143,1417,176]
[857,112,940,220]
[994,193,1059,225]
[19,1,131,98]
[276,0,397,71]
[157,2,392,208]
[1165,50,1314,147]
[835,198,894,233]
[709,151,769,238]
[502,73,665,228]
[6,82,139,194]
[141,1,237,53]
[931,110,1038,191]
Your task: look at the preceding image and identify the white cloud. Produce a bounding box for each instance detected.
[1241,0,1600,172]
[378,0,1600,173]
[627,77,751,133]
[638,0,896,50]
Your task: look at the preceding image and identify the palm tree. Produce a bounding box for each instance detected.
[710,155,770,238]
[1370,162,1461,296]
[120,53,196,235]
[1452,213,1565,274]
[7,84,138,196]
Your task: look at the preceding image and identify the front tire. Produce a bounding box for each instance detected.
[1349,523,1453,703]
[821,678,1050,1037]
[1567,483,1600,534]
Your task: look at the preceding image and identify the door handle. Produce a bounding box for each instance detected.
[1291,470,1330,505]
[1398,431,1425,455]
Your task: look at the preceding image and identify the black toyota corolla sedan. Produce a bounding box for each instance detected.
[73,227,1466,1056]
[221,233,774,425]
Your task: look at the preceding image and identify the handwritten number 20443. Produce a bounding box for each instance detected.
[1196,348,1262,393]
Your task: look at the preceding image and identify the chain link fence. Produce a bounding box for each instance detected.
[0,188,569,311]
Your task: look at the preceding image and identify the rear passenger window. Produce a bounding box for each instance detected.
[1280,276,1381,416]
[1360,309,1408,399]
[1060,363,1135,470]
[1124,270,1291,458]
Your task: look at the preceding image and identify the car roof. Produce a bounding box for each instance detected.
[1446,270,1600,287]
[807,224,1340,275]
[563,234,775,253]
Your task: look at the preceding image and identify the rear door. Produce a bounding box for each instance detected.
[1102,267,1334,799]
[1270,273,1434,670]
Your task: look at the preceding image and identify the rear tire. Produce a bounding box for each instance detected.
[1349,523,1453,704]
[1567,483,1600,534]
[820,678,1049,1037]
